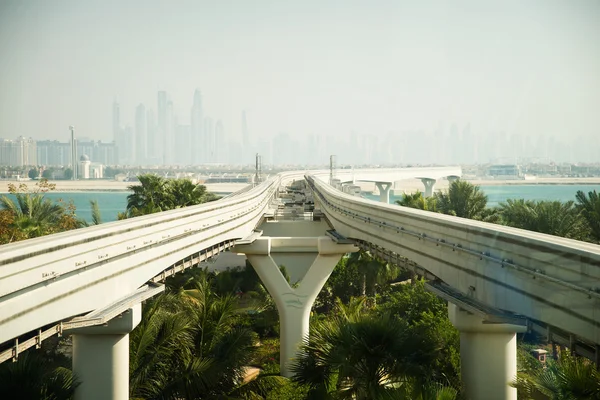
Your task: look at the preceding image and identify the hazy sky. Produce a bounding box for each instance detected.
[1,0,599,143]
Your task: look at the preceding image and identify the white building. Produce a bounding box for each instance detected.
[79,154,91,179]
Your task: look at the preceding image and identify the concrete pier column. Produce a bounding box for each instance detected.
[374,182,392,203]
[449,304,527,400]
[234,237,357,376]
[447,175,460,183]
[420,178,437,197]
[68,304,142,400]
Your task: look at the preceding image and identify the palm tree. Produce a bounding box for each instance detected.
[167,179,220,208]
[0,190,67,240]
[126,174,173,217]
[125,175,221,218]
[512,352,600,399]
[576,190,600,243]
[347,250,400,301]
[396,191,436,211]
[130,277,283,399]
[434,180,488,219]
[291,304,448,400]
[90,199,102,225]
[499,199,589,240]
[0,351,78,400]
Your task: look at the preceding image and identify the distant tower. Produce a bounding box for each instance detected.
[329,155,337,185]
[70,126,78,180]
[157,91,168,165]
[254,153,262,185]
[135,104,147,165]
[191,89,203,164]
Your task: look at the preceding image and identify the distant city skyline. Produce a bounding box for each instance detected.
[1,0,599,161]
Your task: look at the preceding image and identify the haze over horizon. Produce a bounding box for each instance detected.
[1,0,599,146]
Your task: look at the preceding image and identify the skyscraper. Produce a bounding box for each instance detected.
[190,89,203,165]
[112,101,124,164]
[165,100,174,165]
[135,104,147,165]
[146,108,157,163]
[157,91,168,164]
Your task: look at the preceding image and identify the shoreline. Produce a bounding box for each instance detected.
[1,178,599,194]
[0,180,250,194]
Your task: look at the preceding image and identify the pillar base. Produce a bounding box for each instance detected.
[67,304,141,400]
[449,304,526,400]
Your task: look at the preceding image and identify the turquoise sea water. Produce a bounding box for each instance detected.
[0,191,234,223]
[364,184,600,207]
[2,185,599,223]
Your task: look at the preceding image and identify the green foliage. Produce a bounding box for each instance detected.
[0,351,78,400]
[0,179,84,243]
[513,352,600,400]
[396,191,437,211]
[63,168,73,180]
[434,179,488,219]
[103,166,123,178]
[576,190,600,243]
[129,276,269,399]
[90,200,102,225]
[498,199,589,240]
[378,280,461,388]
[291,300,454,400]
[42,169,53,179]
[28,168,38,179]
[125,174,220,218]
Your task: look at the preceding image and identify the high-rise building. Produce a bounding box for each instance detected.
[190,89,203,165]
[0,137,37,166]
[175,124,191,165]
[146,108,157,164]
[135,104,147,165]
[165,100,174,165]
[157,91,168,164]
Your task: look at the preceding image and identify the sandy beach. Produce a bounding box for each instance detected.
[0,180,250,194]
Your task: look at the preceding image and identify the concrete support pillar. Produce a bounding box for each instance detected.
[447,175,460,183]
[374,181,392,203]
[234,237,357,377]
[420,178,436,197]
[68,304,142,400]
[449,304,526,400]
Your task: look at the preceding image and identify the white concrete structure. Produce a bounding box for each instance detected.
[233,236,357,376]
[374,181,392,203]
[90,163,104,179]
[306,175,600,346]
[449,303,526,400]
[79,154,91,179]
[67,304,141,400]
[2,165,600,400]
[418,177,437,197]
